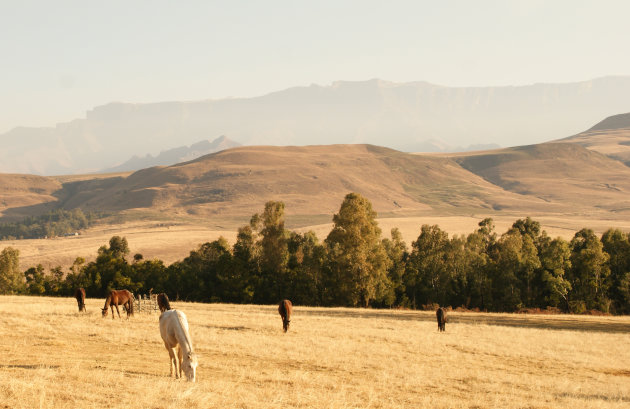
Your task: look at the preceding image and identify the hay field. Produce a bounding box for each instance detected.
[0,296,628,409]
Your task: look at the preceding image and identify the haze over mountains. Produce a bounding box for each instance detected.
[2,76,630,176]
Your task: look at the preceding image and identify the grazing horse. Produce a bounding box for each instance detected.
[159,309,198,382]
[278,299,293,333]
[157,293,171,313]
[436,307,447,332]
[102,289,134,319]
[74,288,86,312]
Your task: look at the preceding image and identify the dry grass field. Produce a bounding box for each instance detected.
[0,296,628,409]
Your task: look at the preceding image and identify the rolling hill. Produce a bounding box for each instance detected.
[3,128,630,228]
[556,112,630,166]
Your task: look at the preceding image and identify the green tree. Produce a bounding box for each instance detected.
[64,257,88,294]
[252,201,290,303]
[461,219,497,310]
[287,231,326,305]
[107,236,130,259]
[82,237,136,296]
[600,229,630,314]
[24,264,46,295]
[231,225,258,303]
[538,236,572,310]
[491,229,540,311]
[380,228,408,307]
[569,229,611,312]
[0,247,22,294]
[325,193,390,307]
[44,266,65,295]
[405,224,451,308]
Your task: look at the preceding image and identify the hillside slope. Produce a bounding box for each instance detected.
[3,138,630,226]
[557,112,630,165]
[53,144,550,220]
[452,143,630,213]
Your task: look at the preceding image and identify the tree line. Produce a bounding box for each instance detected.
[0,209,102,240]
[0,193,629,314]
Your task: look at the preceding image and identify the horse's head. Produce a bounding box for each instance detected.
[101,307,108,317]
[283,318,290,332]
[182,351,198,382]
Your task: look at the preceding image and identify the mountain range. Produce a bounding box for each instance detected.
[2,77,630,176]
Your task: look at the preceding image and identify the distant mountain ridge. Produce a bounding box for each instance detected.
[2,76,630,175]
[102,136,241,173]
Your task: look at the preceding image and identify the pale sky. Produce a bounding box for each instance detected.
[2,0,630,134]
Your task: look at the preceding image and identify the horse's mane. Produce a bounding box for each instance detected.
[157,293,171,312]
[176,311,194,354]
[161,310,194,355]
[103,292,113,310]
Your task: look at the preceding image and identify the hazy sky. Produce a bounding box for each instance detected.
[2,0,630,133]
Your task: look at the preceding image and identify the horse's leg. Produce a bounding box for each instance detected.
[177,345,183,379]
[164,343,178,378]
[114,304,121,319]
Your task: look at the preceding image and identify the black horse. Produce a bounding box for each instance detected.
[436,307,447,332]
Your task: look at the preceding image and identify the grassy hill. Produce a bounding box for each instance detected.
[3,134,630,227]
[557,112,630,165]
[450,143,630,214]
[1,144,558,225]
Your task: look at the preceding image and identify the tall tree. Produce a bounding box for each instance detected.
[405,224,451,308]
[601,229,630,314]
[24,264,46,295]
[253,201,290,303]
[287,231,326,305]
[491,229,540,311]
[0,247,22,294]
[462,219,497,310]
[381,228,408,307]
[325,193,389,307]
[231,225,258,303]
[538,236,572,310]
[569,229,611,312]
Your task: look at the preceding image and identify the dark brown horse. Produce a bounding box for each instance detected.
[74,288,86,312]
[436,307,447,332]
[157,293,171,313]
[102,289,134,319]
[278,299,293,333]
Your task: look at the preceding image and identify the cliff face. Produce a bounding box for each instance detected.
[3,77,630,175]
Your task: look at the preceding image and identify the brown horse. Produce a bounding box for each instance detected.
[102,289,134,319]
[157,293,171,313]
[74,288,86,312]
[436,307,447,332]
[278,299,293,333]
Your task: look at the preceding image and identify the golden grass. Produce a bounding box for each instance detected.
[0,296,628,409]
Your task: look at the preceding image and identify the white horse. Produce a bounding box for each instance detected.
[159,309,198,382]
